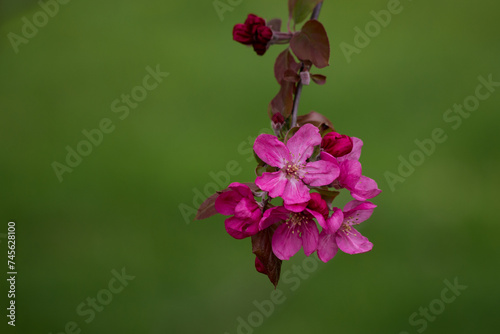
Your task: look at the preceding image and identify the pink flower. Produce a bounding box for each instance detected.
[233,14,273,55]
[253,124,340,210]
[215,182,262,239]
[260,193,328,260]
[317,200,376,263]
[321,132,353,157]
[320,145,381,202]
[336,137,363,163]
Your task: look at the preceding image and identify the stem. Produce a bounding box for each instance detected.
[290,1,324,128]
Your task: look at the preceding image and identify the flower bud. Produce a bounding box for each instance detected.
[271,113,285,134]
[321,132,353,157]
[233,14,273,55]
[307,192,329,219]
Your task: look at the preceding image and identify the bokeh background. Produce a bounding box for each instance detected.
[1,0,499,333]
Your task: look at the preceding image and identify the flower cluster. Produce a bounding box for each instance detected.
[196,2,381,287]
[215,124,380,264]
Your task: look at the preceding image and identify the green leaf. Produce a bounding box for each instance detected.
[290,19,330,69]
[290,0,323,25]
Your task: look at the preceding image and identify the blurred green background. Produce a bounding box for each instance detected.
[1,0,499,333]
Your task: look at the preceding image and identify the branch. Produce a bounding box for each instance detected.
[290,1,324,128]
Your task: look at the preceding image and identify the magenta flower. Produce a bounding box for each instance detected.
[320,148,381,201]
[260,193,328,260]
[337,136,363,163]
[317,200,376,263]
[254,124,340,209]
[233,14,273,55]
[215,182,261,239]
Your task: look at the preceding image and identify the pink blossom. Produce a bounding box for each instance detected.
[317,200,376,263]
[260,193,328,260]
[214,182,261,239]
[253,124,339,209]
[321,147,381,201]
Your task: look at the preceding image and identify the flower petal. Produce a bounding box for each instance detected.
[234,198,259,220]
[300,221,319,256]
[351,175,382,201]
[214,191,241,216]
[286,123,321,164]
[306,192,329,219]
[305,207,326,230]
[255,256,267,274]
[317,230,339,263]
[228,182,254,199]
[336,228,373,254]
[284,201,308,213]
[282,177,311,205]
[343,200,377,225]
[259,206,289,230]
[253,134,289,168]
[338,160,362,190]
[324,207,344,233]
[215,183,254,216]
[337,137,363,162]
[224,217,250,239]
[255,171,287,198]
[233,24,252,44]
[302,159,339,187]
[272,223,302,260]
[319,151,336,163]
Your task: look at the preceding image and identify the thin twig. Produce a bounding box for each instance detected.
[290,1,324,128]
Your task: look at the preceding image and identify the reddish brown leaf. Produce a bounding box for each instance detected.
[267,18,282,32]
[311,74,327,85]
[284,69,300,83]
[274,48,300,84]
[242,182,260,193]
[252,225,282,287]
[290,19,330,69]
[268,81,295,119]
[195,192,221,220]
[297,111,334,129]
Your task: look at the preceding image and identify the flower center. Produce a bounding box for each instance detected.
[340,213,361,235]
[284,162,303,179]
[285,212,309,236]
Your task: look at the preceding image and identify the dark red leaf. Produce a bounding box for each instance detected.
[242,182,261,193]
[311,74,327,85]
[290,19,330,69]
[297,111,334,129]
[274,48,300,84]
[251,225,282,287]
[284,69,300,83]
[267,18,282,32]
[195,192,222,220]
[268,80,295,119]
